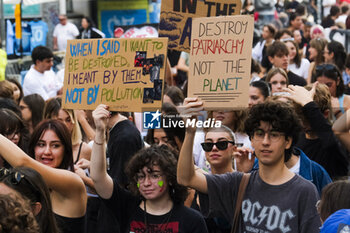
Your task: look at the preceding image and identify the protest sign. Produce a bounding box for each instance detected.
[62,38,168,112]
[188,15,254,110]
[159,0,241,52]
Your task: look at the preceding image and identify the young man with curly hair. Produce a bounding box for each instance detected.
[178,98,321,233]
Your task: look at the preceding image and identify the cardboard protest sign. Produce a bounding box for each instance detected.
[159,0,241,52]
[188,15,254,110]
[62,38,168,112]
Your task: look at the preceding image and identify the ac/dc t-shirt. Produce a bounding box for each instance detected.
[199,170,321,233]
[101,179,208,233]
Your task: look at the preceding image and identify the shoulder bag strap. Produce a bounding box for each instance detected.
[231,173,251,233]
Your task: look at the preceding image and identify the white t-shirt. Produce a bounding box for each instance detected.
[288,58,310,80]
[53,22,79,51]
[289,156,301,175]
[322,0,336,17]
[23,65,62,100]
[335,14,347,25]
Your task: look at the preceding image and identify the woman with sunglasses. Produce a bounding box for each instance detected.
[91,104,208,233]
[0,167,60,233]
[0,119,87,233]
[315,63,350,118]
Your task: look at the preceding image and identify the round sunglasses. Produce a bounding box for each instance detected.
[201,141,235,152]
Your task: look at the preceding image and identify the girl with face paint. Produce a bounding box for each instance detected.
[90,104,208,233]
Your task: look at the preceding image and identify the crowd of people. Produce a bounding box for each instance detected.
[1,3,350,233]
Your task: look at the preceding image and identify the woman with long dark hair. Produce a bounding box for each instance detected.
[0,119,87,233]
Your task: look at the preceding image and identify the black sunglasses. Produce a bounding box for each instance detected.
[315,64,337,72]
[201,141,235,152]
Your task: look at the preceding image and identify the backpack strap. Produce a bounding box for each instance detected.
[231,173,251,233]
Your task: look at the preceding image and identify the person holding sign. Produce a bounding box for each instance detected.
[90,104,208,233]
[177,98,321,233]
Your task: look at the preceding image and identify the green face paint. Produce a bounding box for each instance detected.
[137,182,140,188]
[158,180,164,187]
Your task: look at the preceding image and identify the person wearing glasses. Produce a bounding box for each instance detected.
[314,63,350,117]
[177,98,321,233]
[90,104,208,233]
[53,14,79,52]
[0,119,87,233]
[0,167,60,233]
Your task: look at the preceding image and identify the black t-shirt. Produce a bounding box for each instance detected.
[55,214,86,233]
[296,102,349,179]
[102,180,209,233]
[97,120,143,233]
[321,17,335,28]
[199,170,321,233]
[287,70,307,86]
[107,120,143,186]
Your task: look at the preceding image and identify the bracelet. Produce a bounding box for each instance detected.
[94,140,104,145]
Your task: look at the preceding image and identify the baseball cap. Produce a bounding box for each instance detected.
[320,209,350,233]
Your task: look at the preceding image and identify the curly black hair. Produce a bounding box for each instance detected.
[125,145,188,204]
[244,100,302,161]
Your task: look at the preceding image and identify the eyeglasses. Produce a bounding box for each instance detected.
[315,200,321,213]
[201,141,235,152]
[136,172,163,183]
[253,129,284,142]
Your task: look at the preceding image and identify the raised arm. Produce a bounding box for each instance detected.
[177,98,208,193]
[75,110,96,142]
[332,108,350,151]
[0,134,86,216]
[90,104,114,199]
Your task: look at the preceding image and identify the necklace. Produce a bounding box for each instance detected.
[143,200,173,233]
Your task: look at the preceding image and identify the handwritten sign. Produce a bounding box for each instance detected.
[188,15,254,110]
[159,0,241,52]
[62,38,168,112]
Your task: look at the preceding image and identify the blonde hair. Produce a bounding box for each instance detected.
[208,110,248,133]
